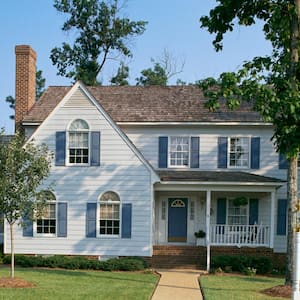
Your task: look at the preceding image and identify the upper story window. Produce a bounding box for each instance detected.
[99,191,120,236]
[228,137,250,168]
[36,191,56,236]
[169,136,190,167]
[68,119,89,164]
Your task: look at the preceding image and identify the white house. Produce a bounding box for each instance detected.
[4,45,298,268]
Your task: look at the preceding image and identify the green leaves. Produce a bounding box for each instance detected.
[51,0,147,85]
[0,131,52,225]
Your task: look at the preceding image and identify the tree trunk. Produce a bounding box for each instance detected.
[9,223,14,279]
[285,0,300,286]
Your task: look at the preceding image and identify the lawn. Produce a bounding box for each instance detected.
[200,274,287,300]
[0,268,159,300]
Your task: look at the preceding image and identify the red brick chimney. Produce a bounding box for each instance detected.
[15,45,36,132]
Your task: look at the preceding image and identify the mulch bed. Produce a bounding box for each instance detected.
[260,285,292,298]
[0,277,35,288]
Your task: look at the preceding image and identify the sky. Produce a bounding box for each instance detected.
[0,0,271,133]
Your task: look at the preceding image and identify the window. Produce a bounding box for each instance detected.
[169,136,190,167]
[229,137,250,168]
[227,199,249,225]
[99,192,120,236]
[68,119,89,164]
[36,192,56,235]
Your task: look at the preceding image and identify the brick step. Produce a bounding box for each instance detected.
[151,245,207,269]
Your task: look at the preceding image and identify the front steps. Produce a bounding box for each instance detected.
[151,245,206,269]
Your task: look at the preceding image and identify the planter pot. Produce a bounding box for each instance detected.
[196,238,206,246]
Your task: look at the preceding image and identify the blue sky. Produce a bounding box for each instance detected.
[0,0,271,133]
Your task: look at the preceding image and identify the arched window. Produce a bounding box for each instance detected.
[36,191,56,235]
[99,191,120,236]
[68,119,89,164]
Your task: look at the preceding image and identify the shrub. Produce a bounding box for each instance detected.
[211,255,273,275]
[2,254,147,272]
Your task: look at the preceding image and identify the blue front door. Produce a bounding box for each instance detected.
[168,198,188,242]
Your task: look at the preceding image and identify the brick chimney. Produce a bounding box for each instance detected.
[15,45,36,132]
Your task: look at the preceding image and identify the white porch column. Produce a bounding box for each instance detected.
[270,190,275,248]
[206,189,211,272]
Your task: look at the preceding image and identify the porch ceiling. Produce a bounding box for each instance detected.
[157,170,284,186]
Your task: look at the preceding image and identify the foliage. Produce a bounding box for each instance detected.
[110,62,129,85]
[233,196,248,207]
[200,0,300,284]
[4,69,46,120]
[51,0,147,85]
[211,255,273,275]
[0,130,52,277]
[0,268,158,300]
[200,274,285,300]
[3,254,148,271]
[136,62,168,86]
[194,229,206,238]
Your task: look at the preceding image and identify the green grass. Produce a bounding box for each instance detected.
[0,268,158,300]
[200,274,286,300]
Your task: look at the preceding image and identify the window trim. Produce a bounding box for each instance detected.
[227,136,251,169]
[97,191,121,238]
[34,192,57,238]
[168,136,191,168]
[226,197,249,226]
[66,119,91,166]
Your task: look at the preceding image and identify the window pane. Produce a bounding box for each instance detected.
[170,136,189,167]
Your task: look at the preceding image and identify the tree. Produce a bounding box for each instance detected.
[110,62,129,86]
[5,69,46,120]
[200,0,300,285]
[50,0,147,85]
[136,62,168,86]
[0,131,52,278]
[136,49,185,86]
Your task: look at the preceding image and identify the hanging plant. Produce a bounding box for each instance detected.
[233,196,248,206]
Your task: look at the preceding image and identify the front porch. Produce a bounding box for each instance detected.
[153,171,283,250]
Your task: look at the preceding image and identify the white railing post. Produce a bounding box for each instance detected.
[206,190,211,272]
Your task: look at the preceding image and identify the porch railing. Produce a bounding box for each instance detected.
[210,224,270,247]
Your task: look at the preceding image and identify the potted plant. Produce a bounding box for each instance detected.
[233,196,248,206]
[194,230,206,246]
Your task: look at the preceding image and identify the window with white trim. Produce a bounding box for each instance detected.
[99,191,120,236]
[227,198,249,225]
[229,137,250,168]
[169,136,190,167]
[68,119,89,164]
[36,192,56,235]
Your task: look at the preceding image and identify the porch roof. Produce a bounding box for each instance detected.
[158,170,284,185]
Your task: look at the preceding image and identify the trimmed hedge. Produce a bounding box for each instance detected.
[211,255,273,274]
[3,255,148,271]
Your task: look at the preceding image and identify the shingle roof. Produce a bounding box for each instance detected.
[158,170,283,184]
[23,85,262,123]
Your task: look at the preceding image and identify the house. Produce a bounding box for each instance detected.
[4,45,298,269]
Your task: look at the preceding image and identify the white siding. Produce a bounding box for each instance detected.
[5,88,153,257]
[123,125,299,253]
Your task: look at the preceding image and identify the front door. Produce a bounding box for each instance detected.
[168,198,188,242]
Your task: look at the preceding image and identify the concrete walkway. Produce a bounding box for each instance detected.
[151,269,203,300]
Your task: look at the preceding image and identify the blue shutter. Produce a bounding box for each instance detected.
[22,216,33,237]
[158,137,168,168]
[279,153,288,169]
[91,131,100,166]
[249,199,259,225]
[86,203,97,238]
[121,203,132,238]
[217,198,227,225]
[218,137,228,168]
[55,132,66,166]
[251,137,260,169]
[277,199,287,235]
[57,203,67,237]
[190,137,200,168]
